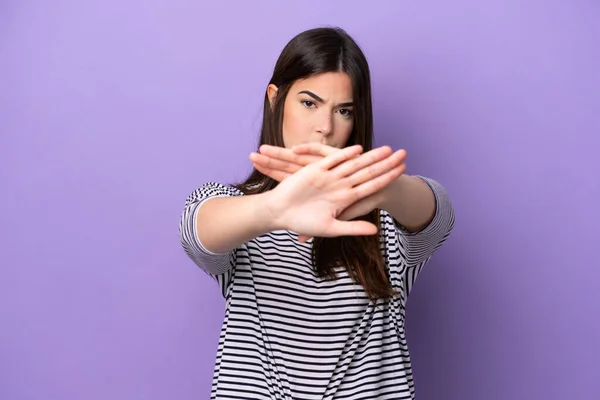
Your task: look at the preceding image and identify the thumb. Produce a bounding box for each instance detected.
[324,219,378,237]
[338,197,380,222]
[298,234,312,243]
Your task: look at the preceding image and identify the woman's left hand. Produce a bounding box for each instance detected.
[250,143,407,241]
[249,143,331,180]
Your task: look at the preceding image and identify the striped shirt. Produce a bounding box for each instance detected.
[179,177,454,399]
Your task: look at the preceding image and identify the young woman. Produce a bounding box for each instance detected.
[180,27,455,400]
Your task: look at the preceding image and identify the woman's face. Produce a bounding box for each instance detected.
[268,72,355,149]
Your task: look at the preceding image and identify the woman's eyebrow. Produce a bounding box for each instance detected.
[298,90,353,107]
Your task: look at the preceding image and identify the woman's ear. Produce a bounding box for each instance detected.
[267,84,278,109]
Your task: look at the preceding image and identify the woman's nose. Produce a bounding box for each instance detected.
[316,114,333,136]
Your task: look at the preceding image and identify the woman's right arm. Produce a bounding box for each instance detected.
[179,182,276,275]
[194,192,277,254]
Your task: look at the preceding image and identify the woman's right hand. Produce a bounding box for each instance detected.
[263,144,405,240]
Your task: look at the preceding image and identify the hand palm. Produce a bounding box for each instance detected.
[267,151,378,238]
[252,144,407,241]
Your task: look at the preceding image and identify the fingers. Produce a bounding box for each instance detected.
[343,149,407,188]
[259,145,322,166]
[250,152,300,175]
[325,219,379,237]
[350,163,406,203]
[337,193,383,222]
[258,145,302,164]
[291,142,340,157]
[331,146,394,178]
[251,160,291,182]
[257,145,323,170]
[319,145,364,170]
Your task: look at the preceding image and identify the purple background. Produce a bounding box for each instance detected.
[1,1,599,399]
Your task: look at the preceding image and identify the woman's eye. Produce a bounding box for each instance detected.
[338,109,353,117]
[301,100,316,108]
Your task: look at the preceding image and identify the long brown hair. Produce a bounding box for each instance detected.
[235,27,396,302]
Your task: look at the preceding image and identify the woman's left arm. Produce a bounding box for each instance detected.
[379,174,455,267]
[378,175,437,233]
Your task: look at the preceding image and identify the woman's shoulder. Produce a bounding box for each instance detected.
[199,181,245,194]
[184,181,245,206]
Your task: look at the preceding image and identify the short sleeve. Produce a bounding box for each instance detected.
[395,176,455,267]
[178,182,245,277]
